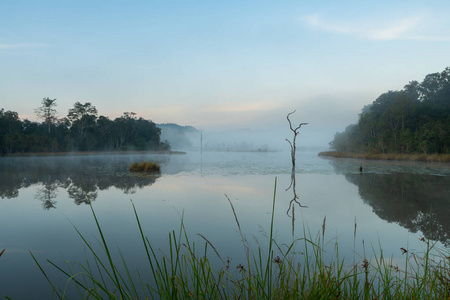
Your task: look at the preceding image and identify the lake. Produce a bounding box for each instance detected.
[1,149,450,298]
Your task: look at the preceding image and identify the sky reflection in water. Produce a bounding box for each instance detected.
[1,150,450,298]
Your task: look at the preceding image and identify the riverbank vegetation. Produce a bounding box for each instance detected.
[319,151,450,163]
[0,100,170,155]
[31,181,450,299]
[331,67,450,155]
[129,161,161,173]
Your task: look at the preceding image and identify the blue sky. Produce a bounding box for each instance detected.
[1,1,449,147]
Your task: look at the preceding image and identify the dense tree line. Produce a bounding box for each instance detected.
[331,67,450,154]
[0,99,169,154]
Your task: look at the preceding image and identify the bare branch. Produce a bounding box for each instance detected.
[285,138,294,152]
[286,110,296,131]
[294,123,309,132]
[286,110,307,167]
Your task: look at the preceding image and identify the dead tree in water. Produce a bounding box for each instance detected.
[286,168,307,236]
[285,110,308,236]
[286,110,308,168]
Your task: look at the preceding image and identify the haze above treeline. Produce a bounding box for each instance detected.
[331,67,450,154]
[1,95,316,153]
[1,67,450,155]
[0,99,274,154]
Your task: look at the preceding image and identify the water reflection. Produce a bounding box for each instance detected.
[35,180,59,209]
[0,155,160,208]
[329,159,450,246]
[285,167,307,236]
[348,173,450,246]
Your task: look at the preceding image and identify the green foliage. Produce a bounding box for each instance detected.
[331,67,450,154]
[330,124,362,152]
[34,97,58,134]
[0,101,169,155]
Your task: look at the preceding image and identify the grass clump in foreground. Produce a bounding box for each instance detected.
[31,179,450,299]
[129,161,161,173]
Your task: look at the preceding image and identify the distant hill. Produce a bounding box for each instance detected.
[157,123,198,133]
[156,123,201,150]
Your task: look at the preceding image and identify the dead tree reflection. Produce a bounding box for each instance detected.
[286,168,307,237]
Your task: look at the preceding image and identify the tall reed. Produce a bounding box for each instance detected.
[30,178,450,299]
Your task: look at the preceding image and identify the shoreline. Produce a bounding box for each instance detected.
[2,150,186,157]
[318,151,450,163]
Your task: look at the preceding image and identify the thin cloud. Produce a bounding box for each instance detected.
[0,43,44,50]
[369,16,424,41]
[302,14,358,36]
[301,13,450,41]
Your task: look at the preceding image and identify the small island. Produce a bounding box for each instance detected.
[323,67,450,162]
[129,161,161,173]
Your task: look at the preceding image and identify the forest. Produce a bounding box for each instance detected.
[0,100,170,155]
[331,67,450,154]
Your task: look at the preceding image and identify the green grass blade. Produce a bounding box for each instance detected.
[30,251,64,300]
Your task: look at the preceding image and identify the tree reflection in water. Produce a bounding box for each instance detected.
[35,181,59,210]
[345,172,450,246]
[329,159,450,246]
[0,156,159,209]
[67,183,99,205]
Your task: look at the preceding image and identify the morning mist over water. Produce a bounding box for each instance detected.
[159,122,335,153]
[2,0,450,298]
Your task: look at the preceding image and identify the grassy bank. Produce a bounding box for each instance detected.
[319,151,450,163]
[29,179,450,299]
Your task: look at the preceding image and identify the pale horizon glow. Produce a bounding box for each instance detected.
[1,1,449,148]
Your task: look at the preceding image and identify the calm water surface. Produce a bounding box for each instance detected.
[1,150,450,298]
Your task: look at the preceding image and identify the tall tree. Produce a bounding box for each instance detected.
[34,97,58,133]
[113,112,137,150]
[67,102,98,150]
[0,109,23,154]
[67,102,98,124]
